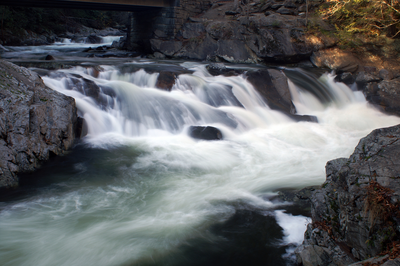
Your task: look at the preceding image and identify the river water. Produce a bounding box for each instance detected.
[1,39,399,266]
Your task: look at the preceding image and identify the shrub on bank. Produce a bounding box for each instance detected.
[315,0,400,50]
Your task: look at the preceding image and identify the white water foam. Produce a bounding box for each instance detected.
[1,63,399,266]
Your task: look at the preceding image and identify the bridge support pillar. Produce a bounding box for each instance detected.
[125,0,211,54]
[125,3,178,53]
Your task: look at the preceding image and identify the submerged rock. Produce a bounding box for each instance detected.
[296,124,400,265]
[288,114,318,123]
[189,126,223,141]
[0,60,78,188]
[45,55,55,61]
[206,63,244,77]
[156,71,176,91]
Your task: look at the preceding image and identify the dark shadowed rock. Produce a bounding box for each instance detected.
[355,71,381,85]
[335,72,355,85]
[0,60,77,188]
[276,186,319,216]
[45,55,55,61]
[296,124,400,265]
[75,117,88,139]
[206,21,246,41]
[364,79,400,116]
[85,34,102,44]
[288,114,318,123]
[353,69,400,116]
[216,40,258,63]
[276,7,296,15]
[225,10,239,15]
[189,126,223,141]
[66,75,110,108]
[379,69,393,81]
[150,39,183,57]
[174,35,218,61]
[246,69,296,114]
[181,23,206,39]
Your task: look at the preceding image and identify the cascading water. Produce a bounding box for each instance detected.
[1,55,400,266]
[0,36,122,61]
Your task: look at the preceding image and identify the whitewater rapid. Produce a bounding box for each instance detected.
[0,59,399,266]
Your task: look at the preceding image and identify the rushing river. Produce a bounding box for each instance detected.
[1,39,400,266]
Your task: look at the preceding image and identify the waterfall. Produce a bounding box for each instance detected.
[1,60,399,266]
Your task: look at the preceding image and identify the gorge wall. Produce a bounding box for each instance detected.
[295,125,400,265]
[0,60,77,188]
[127,0,332,63]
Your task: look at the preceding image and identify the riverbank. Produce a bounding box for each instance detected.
[0,6,126,46]
[1,1,400,264]
[2,47,400,264]
[0,60,77,188]
[295,124,400,265]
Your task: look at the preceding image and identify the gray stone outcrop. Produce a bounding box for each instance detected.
[146,0,334,63]
[296,124,400,265]
[0,60,77,188]
[356,71,400,117]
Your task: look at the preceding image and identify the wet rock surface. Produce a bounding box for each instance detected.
[189,126,223,141]
[355,68,400,116]
[296,124,400,265]
[0,60,77,188]
[246,68,296,114]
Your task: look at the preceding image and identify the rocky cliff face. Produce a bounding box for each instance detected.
[149,0,334,63]
[0,60,77,188]
[295,124,400,265]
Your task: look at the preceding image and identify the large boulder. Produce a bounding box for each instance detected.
[189,126,223,141]
[311,48,360,73]
[246,69,296,114]
[354,69,400,116]
[296,124,400,265]
[0,60,78,188]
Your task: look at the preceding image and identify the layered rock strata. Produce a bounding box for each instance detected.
[0,60,77,188]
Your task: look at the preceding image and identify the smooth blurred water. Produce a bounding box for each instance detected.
[0,36,122,60]
[0,46,399,266]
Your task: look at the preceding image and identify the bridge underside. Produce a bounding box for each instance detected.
[0,0,174,11]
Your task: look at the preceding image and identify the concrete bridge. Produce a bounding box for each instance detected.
[0,0,176,11]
